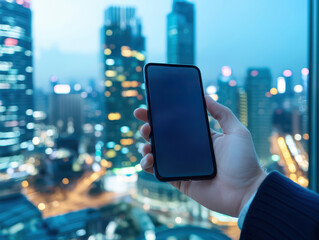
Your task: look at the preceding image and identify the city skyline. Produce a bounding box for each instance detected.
[31,0,308,90]
[0,1,311,239]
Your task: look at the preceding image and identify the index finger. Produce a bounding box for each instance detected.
[134,108,148,123]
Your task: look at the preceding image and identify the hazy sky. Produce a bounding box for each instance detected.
[31,0,308,90]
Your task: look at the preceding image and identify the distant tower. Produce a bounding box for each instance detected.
[167,0,195,64]
[0,0,33,169]
[217,66,239,117]
[102,6,145,169]
[246,68,272,165]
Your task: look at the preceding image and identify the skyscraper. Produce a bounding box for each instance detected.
[246,68,272,164]
[102,7,145,169]
[167,0,195,64]
[0,0,33,171]
[217,66,239,117]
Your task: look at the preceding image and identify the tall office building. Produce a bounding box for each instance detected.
[102,7,145,169]
[217,66,239,117]
[0,0,33,171]
[167,0,195,64]
[246,68,272,164]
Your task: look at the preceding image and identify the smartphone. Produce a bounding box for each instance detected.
[143,63,217,182]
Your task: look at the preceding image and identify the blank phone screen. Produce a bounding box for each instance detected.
[145,64,215,179]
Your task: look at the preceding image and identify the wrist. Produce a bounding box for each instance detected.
[237,169,267,217]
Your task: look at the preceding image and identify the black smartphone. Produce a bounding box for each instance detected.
[144,63,217,182]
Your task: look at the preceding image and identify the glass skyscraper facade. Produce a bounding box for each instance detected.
[167,0,195,64]
[102,6,146,169]
[246,68,272,164]
[217,66,239,117]
[0,0,33,179]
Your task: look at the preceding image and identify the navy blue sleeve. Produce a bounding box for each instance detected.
[240,171,319,240]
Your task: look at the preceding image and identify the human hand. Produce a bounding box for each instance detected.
[134,95,267,217]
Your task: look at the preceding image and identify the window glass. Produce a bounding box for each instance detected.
[0,0,308,239]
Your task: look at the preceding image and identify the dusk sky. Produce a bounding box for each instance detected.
[31,0,308,90]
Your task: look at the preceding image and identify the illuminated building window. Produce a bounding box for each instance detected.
[106,59,115,66]
[105,70,117,77]
[121,81,139,88]
[104,91,111,97]
[106,150,116,158]
[114,144,121,151]
[229,80,237,87]
[117,74,126,81]
[130,156,137,162]
[108,112,121,120]
[265,92,272,98]
[135,52,145,61]
[120,126,130,133]
[106,29,113,36]
[105,80,112,87]
[270,88,278,95]
[120,138,134,145]
[104,48,112,55]
[121,46,132,57]
[122,90,138,97]
[62,178,69,184]
[26,89,33,95]
[21,180,29,188]
[4,38,18,46]
[25,50,32,56]
[25,66,33,73]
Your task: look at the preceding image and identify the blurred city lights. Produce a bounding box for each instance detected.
[54,84,71,94]
[105,70,117,77]
[32,137,40,145]
[209,94,218,101]
[303,133,309,140]
[106,29,113,36]
[106,59,115,66]
[294,134,302,141]
[250,70,259,77]
[104,48,112,55]
[221,66,232,77]
[175,217,182,224]
[38,203,46,211]
[301,67,309,76]
[277,77,286,93]
[206,85,217,94]
[229,80,237,87]
[62,178,69,184]
[21,180,29,188]
[294,84,303,93]
[106,150,116,158]
[271,154,280,162]
[108,112,121,120]
[283,69,292,77]
[270,88,278,95]
[74,83,81,91]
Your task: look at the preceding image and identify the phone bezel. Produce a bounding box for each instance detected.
[143,62,217,182]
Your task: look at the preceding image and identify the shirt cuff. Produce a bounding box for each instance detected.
[237,191,257,230]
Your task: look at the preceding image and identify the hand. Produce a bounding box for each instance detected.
[134,95,267,217]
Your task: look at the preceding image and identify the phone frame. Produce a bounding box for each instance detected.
[143,62,217,182]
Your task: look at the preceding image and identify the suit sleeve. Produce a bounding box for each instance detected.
[240,171,319,240]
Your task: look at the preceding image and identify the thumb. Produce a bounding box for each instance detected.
[205,95,242,134]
